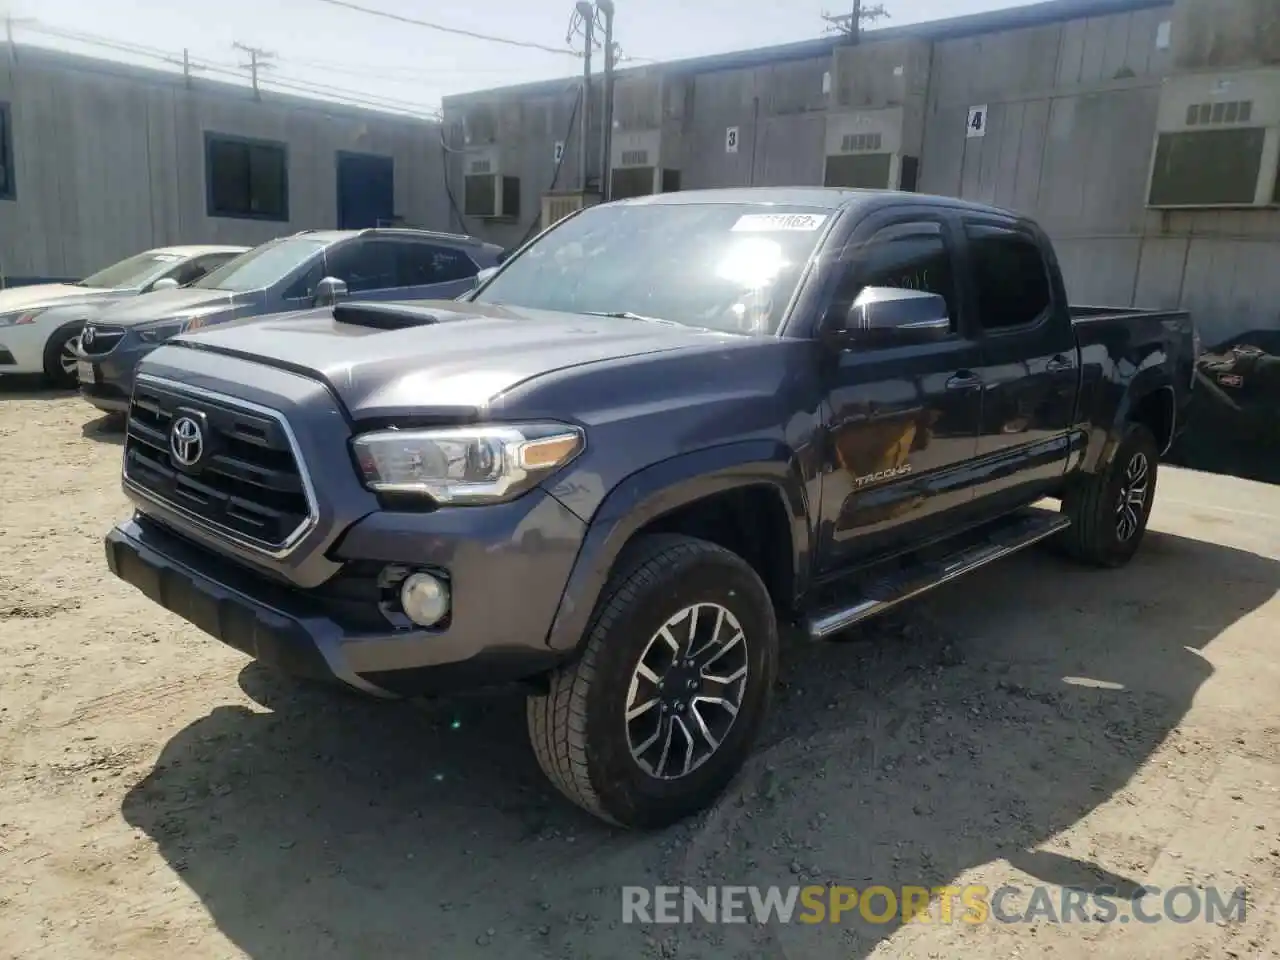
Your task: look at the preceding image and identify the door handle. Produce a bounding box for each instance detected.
[945,372,982,390]
[1046,354,1076,373]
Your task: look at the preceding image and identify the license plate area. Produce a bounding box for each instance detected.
[77,360,96,385]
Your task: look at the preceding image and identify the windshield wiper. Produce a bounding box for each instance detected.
[583,310,680,326]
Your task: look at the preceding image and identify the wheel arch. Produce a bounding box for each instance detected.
[543,440,813,655]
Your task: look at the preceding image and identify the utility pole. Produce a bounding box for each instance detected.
[232,41,275,100]
[572,2,595,192]
[5,13,37,66]
[596,0,616,202]
[820,1,888,43]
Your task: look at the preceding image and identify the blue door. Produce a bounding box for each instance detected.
[337,152,395,229]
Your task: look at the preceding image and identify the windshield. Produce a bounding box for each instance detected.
[79,251,186,290]
[473,202,833,335]
[194,237,327,293]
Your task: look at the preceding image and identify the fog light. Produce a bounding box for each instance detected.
[400,572,450,627]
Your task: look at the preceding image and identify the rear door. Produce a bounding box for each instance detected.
[816,209,985,572]
[961,219,1078,514]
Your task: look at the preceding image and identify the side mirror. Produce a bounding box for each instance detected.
[473,266,499,289]
[829,286,951,348]
[314,276,349,307]
[150,277,180,292]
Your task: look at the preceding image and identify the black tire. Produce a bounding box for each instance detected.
[42,321,85,389]
[527,534,778,829]
[1059,422,1159,567]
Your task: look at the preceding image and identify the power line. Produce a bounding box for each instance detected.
[308,0,582,58]
[17,21,443,117]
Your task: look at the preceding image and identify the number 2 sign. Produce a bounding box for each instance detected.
[966,105,988,138]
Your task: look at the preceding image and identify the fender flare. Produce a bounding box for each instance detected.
[543,439,813,654]
[1087,373,1176,474]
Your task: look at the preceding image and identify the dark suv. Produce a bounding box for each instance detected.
[77,228,505,414]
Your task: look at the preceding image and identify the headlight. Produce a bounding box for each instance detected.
[352,422,585,505]
[0,310,41,327]
[138,317,208,343]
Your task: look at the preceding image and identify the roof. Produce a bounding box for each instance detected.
[612,186,1016,218]
[152,245,250,257]
[442,0,1171,106]
[288,227,496,248]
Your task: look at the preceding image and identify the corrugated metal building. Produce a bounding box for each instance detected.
[441,0,1280,351]
[0,45,451,285]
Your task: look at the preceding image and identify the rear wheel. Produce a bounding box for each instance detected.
[42,322,84,389]
[1059,422,1159,567]
[527,534,778,828]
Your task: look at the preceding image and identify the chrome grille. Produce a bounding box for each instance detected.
[79,324,125,356]
[123,379,315,554]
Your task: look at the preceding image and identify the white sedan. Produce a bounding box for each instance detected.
[0,244,247,387]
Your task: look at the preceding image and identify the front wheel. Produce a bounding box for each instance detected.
[1059,422,1159,567]
[527,534,778,828]
[42,322,84,389]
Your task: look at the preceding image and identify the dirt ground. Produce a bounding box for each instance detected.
[1,379,1278,960]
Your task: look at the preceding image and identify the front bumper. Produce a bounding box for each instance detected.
[106,489,587,697]
[0,321,49,375]
[77,336,155,412]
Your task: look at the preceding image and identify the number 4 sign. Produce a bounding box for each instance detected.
[966,105,988,138]
[725,126,740,154]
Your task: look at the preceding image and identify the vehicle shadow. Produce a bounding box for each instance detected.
[121,529,1278,959]
[81,412,125,445]
[0,374,73,400]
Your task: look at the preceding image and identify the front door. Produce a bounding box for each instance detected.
[961,219,1077,515]
[337,152,395,229]
[816,214,985,573]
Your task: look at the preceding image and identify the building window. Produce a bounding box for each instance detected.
[0,102,14,201]
[205,133,289,221]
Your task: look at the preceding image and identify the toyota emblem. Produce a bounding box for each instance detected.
[81,326,95,347]
[170,416,204,468]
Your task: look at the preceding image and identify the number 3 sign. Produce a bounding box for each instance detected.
[966,105,988,138]
[725,126,740,154]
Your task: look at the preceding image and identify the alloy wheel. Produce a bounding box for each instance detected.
[1115,451,1150,542]
[59,336,82,375]
[624,602,749,780]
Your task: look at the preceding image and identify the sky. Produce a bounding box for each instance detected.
[6,0,1027,116]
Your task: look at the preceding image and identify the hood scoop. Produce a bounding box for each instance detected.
[332,302,443,330]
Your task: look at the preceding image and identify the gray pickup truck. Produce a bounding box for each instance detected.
[104,188,1195,828]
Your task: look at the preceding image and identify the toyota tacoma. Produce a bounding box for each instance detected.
[104,188,1195,828]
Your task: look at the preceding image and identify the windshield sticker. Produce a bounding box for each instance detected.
[731,213,828,233]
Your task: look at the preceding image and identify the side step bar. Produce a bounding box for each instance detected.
[805,510,1072,641]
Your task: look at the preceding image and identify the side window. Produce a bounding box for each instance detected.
[833,222,959,328]
[394,244,480,286]
[324,240,397,293]
[966,227,1052,331]
[282,256,325,302]
[167,254,231,287]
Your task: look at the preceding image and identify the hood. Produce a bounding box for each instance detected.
[25,290,137,324]
[95,287,237,326]
[164,300,738,419]
[0,283,92,316]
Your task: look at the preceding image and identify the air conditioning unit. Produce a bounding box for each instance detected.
[1146,68,1280,209]
[540,190,600,231]
[823,110,920,192]
[609,130,681,201]
[463,148,521,220]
